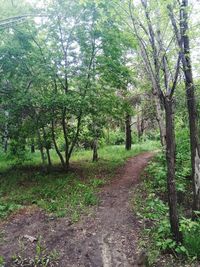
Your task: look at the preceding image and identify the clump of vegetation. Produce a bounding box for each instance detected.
[134,150,200,266]
[12,237,59,267]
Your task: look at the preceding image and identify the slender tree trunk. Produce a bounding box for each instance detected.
[125,114,132,150]
[37,128,46,169]
[31,144,35,153]
[51,119,66,169]
[168,0,200,213]
[137,114,145,141]
[107,128,110,145]
[46,147,52,168]
[3,111,9,153]
[180,0,200,212]
[92,138,98,162]
[137,113,141,141]
[31,138,35,153]
[153,89,166,147]
[61,108,69,167]
[165,99,182,242]
[3,136,8,153]
[42,128,52,168]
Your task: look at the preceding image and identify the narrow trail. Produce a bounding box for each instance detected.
[1,152,154,267]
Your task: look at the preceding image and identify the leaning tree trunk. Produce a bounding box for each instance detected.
[165,98,182,242]
[125,114,132,150]
[180,0,200,212]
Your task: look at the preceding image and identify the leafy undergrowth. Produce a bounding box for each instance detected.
[0,142,158,221]
[133,152,200,267]
[11,236,60,267]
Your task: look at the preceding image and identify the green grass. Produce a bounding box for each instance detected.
[133,152,200,266]
[0,141,159,220]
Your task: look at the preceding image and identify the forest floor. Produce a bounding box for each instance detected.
[0,152,154,267]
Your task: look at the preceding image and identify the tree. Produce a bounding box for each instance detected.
[126,0,182,242]
[168,0,200,214]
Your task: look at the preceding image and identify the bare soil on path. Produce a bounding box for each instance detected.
[0,152,154,267]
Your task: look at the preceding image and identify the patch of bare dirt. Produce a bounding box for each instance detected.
[0,152,154,267]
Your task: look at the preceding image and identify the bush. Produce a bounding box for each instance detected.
[107,129,125,145]
[180,217,200,259]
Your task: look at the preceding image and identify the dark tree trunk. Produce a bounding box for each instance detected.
[137,115,145,141]
[4,137,8,153]
[125,114,132,150]
[42,128,52,168]
[31,141,35,153]
[51,119,66,169]
[153,89,166,147]
[37,128,46,169]
[92,138,98,162]
[168,0,200,213]
[61,107,69,167]
[107,128,110,145]
[165,99,182,242]
[46,147,52,168]
[3,112,9,153]
[180,0,200,212]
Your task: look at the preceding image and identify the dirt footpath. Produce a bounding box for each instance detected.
[0,152,154,267]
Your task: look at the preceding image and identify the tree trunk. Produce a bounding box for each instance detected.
[153,89,166,147]
[125,114,132,150]
[92,138,98,162]
[3,136,8,153]
[168,0,200,213]
[31,138,35,153]
[31,144,35,153]
[165,99,182,242]
[51,119,66,169]
[46,147,52,168]
[61,107,69,167]
[42,128,52,168]
[3,111,9,153]
[180,0,200,212]
[37,128,46,169]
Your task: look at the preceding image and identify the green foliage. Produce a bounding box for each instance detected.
[180,218,200,259]
[107,129,125,145]
[12,236,59,267]
[134,152,200,265]
[0,203,22,219]
[0,143,157,220]
[0,255,5,267]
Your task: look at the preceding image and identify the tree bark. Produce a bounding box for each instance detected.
[61,107,69,167]
[125,114,132,150]
[31,143,35,153]
[180,0,200,213]
[51,119,66,169]
[165,99,182,242]
[37,128,46,169]
[168,0,200,213]
[3,111,9,153]
[92,137,98,162]
[42,128,52,168]
[152,89,166,147]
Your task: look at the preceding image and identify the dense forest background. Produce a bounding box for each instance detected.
[1,0,200,266]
